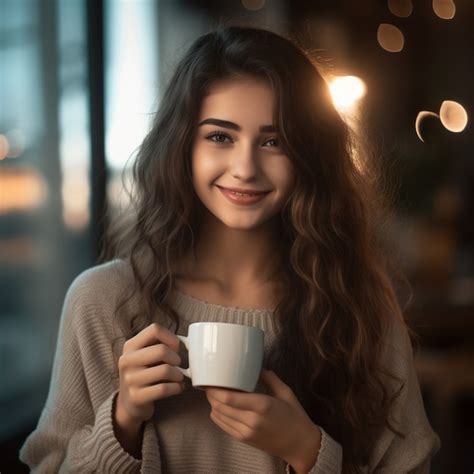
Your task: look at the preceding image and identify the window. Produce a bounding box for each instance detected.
[0,0,92,442]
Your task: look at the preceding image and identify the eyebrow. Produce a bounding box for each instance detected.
[197,118,276,133]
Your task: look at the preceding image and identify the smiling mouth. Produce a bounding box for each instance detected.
[216,186,271,195]
[217,186,271,205]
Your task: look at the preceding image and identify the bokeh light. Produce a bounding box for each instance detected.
[241,0,265,11]
[1,129,26,159]
[439,100,468,132]
[0,167,48,214]
[377,23,405,52]
[415,111,440,142]
[388,0,413,18]
[433,0,456,20]
[61,168,91,231]
[328,75,367,112]
[0,135,9,161]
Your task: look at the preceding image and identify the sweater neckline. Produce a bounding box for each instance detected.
[170,286,276,314]
[168,286,278,333]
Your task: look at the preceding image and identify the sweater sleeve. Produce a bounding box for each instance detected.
[366,318,441,473]
[285,425,343,474]
[307,426,343,473]
[18,268,162,473]
[286,318,440,474]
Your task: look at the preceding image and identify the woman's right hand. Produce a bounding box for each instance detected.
[116,322,185,425]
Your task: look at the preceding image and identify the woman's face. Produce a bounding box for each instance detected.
[191,76,295,230]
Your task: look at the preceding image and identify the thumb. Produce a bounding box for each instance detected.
[259,369,294,401]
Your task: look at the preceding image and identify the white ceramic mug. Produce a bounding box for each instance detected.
[176,322,264,392]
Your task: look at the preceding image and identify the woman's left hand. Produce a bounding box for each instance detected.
[204,369,321,467]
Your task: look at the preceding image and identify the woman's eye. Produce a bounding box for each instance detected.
[264,138,279,147]
[206,132,232,144]
[204,131,279,148]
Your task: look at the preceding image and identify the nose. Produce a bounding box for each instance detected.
[228,141,262,178]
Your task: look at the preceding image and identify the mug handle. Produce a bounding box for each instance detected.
[176,335,192,379]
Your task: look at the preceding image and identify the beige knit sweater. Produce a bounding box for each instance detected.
[19,259,440,473]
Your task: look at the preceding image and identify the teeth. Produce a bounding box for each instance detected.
[230,191,259,197]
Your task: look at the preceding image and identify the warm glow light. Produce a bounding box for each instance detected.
[433,0,456,19]
[377,23,405,52]
[328,76,367,172]
[439,100,468,132]
[241,0,265,10]
[388,0,413,17]
[0,167,48,214]
[328,75,367,112]
[0,135,9,160]
[415,111,439,142]
[61,165,90,231]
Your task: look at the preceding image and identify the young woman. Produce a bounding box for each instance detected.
[20,24,440,473]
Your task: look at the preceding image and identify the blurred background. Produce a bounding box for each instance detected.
[0,0,472,472]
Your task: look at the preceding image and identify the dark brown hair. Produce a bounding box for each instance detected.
[99,23,418,472]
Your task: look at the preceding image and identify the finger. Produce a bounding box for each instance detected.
[209,397,257,429]
[137,381,184,402]
[210,410,246,441]
[124,323,181,353]
[260,370,294,401]
[124,343,181,368]
[207,388,266,411]
[127,364,184,387]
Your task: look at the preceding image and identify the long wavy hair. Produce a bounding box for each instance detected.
[98,23,418,473]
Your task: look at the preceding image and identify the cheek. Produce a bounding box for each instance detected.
[269,164,295,194]
[281,164,296,192]
[191,153,216,188]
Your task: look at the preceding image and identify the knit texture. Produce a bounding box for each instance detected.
[19,259,441,473]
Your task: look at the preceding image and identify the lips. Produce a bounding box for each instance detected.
[217,186,269,195]
[217,186,270,205]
